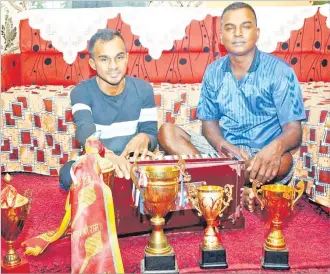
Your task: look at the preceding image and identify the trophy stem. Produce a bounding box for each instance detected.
[202,222,220,250]
[265,218,286,250]
[145,217,173,256]
[4,241,21,267]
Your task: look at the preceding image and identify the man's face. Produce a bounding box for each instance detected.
[221,8,259,56]
[89,36,128,86]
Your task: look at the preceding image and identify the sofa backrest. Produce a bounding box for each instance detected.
[1,9,330,91]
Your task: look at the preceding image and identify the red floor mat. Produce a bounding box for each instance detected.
[1,173,330,273]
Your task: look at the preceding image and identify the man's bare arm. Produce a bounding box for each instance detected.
[272,121,303,155]
[201,120,225,151]
[248,121,302,184]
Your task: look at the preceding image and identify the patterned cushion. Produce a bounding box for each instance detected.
[153,83,202,133]
[1,85,79,175]
[291,82,330,208]
[1,82,329,209]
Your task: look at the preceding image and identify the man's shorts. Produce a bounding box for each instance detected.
[182,127,294,185]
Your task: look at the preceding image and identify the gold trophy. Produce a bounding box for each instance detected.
[1,184,32,273]
[252,181,304,270]
[188,184,233,269]
[130,160,186,274]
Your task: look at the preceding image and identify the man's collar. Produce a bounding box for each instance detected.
[222,47,260,72]
[248,47,260,72]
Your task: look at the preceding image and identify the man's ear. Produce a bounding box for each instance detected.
[256,27,260,43]
[89,58,96,70]
[220,24,223,44]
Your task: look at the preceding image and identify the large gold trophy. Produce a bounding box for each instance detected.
[130,160,186,274]
[252,181,304,270]
[1,179,32,273]
[188,184,233,269]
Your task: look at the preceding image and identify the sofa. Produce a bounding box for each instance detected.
[1,8,330,214]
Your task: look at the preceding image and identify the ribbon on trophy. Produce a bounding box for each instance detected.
[179,172,185,208]
[131,169,147,214]
[21,132,124,273]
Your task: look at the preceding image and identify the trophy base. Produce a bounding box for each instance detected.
[1,259,30,273]
[199,245,228,269]
[141,253,179,273]
[261,246,290,270]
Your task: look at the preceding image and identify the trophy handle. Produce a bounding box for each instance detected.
[252,180,265,209]
[292,180,305,210]
[130,162,143,193]
[187,184,203,216]
[218,184,233,217]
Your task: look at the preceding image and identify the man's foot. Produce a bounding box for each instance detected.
[243,186,256,212]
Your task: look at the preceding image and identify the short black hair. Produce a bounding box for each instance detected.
[221,2,257,26]
[88,29,126,58]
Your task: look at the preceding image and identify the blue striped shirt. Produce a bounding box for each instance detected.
[197,47,306,149]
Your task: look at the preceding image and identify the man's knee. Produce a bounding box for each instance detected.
[59,160,75,190]
[158,123,183,143]
[279,152,293,176]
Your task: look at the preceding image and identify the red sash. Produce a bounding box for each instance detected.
[22,136,124,273]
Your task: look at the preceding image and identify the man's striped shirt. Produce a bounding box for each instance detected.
[70,76,158,155]
[197,47,306,149]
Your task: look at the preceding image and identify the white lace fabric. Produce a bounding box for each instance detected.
[15,5,330,64]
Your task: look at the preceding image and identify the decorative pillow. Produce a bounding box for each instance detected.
[1,85,80,176]
[153,83,202,134]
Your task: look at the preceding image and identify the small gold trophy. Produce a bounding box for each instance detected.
[188,184,233,269]
[130,160,186,274]
[252,181,304,270]
[1,183,32,273]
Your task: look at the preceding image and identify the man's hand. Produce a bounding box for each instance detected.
[222,143,250,161]
[247,142,282,185]
[105,151,131,180]
[121,133,155,161]
[98,157,114,173]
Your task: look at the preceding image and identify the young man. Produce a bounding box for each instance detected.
[158,2,306,212]
[59,29,158,190]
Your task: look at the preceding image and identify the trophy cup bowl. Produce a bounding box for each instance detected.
[252,181,305,270]
[130,159,185,273]
[1,188,32,273]
[188,184,233,269]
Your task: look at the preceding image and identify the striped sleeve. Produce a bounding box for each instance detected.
[272,65,306,126]
[197,64,221,121]
[70,83,96,147]
[137,82,158,152]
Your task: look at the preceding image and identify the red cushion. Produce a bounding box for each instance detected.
[20,52,90,86]
[1,54,21,91]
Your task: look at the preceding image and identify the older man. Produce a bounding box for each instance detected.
[158,2,306,212]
